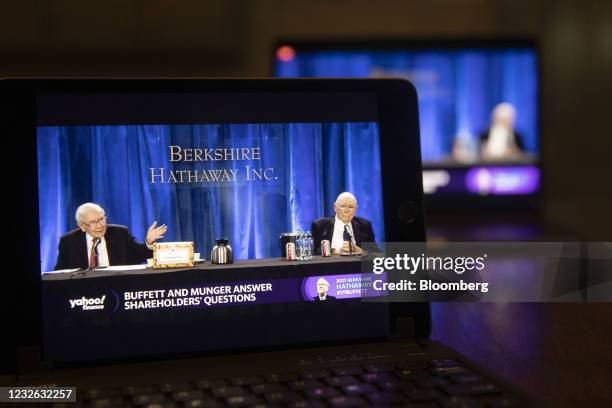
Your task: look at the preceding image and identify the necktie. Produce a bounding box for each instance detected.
[89,239,99,269]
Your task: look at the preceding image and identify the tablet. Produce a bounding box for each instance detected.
[8,78,428,365]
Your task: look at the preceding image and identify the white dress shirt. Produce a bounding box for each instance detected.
[86,233,110,267]
[484,125,515,158]
[331,215,356,252]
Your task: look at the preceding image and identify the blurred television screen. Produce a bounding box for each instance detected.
[274,40,540,198]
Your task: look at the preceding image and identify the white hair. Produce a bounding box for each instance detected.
[75,203,105,224]
[334,192,358,206]
[492,102,517,122]
[316,277,330,286]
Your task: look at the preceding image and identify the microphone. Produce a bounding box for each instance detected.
[73,237,102,278]
[343,225,353,255]
[92,237,101,252]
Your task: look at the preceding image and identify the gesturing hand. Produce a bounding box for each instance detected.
[146,221,168,245]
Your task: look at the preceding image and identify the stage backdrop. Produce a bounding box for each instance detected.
[276,48,539,162]
[37,122,384,272]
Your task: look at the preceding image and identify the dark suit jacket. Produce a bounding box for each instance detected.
[313,295,336,301]
[311,216,376,255]
[54,224,152,270]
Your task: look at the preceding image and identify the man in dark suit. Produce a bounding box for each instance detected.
[479,102,526,161]
[313,277,336,301]
[311,192,375,256]
[54,203,167,270]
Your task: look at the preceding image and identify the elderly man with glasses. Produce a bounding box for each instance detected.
[311,192,376,256]
[54,202,167,270]
[313,277,336,301]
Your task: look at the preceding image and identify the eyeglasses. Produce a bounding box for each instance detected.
[81,216,107,227]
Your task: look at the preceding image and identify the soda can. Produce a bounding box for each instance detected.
[286,242,296,260]
[321,240,331,257]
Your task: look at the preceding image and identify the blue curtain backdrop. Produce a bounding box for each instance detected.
[37,122,384,272]
[276,48,539,162]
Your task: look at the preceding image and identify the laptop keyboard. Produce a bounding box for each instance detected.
[54,359,527,407]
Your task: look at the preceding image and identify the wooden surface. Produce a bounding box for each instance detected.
[430,302,612,407]
[426,213,611,406]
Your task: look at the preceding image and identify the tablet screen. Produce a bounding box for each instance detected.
[35,90,393,363]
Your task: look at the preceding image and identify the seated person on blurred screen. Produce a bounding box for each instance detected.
[313,277,336,301]
[480,102,525,161]
[311,192,375,256]
[54,202,167,270]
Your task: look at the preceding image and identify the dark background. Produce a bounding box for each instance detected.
[4,1,611,406]
[3,0,611,240]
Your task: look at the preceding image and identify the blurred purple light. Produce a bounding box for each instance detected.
[466,166,540,195]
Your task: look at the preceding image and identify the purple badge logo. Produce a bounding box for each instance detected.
[466,166,540,195]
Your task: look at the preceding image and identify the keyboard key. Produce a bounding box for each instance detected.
[303,387,340,399]
[366,392,404,405]
[450,374,485,384]
[333,367,363,376]
[82,388,119,400]
[251,383,287,394]
[431,366,469,376]
[287,401,326,408]
[225,394,261,407]
[264,391,302,403]
[196,379,228,389]
[377,379,416,392]
[212,386,247,398]
[172,390,205,402]
[396,360,429,370]
[430,359,461,367]
[327,395,367,407]
[144,403,178,408]
[249,404,284,408]
[364,363,394,373]
[123,385,156,396]
[231,376,264,386]
[361,372,395,383]
[288,379,323,391]
[347,353,370,361]
[184,399,223,407]
[132,393,167,406]
[90,397,124,408]
[158,382,194,393]
[324,375,360,387]
[395,368,429,380]
[265,373,299,383]
[301,369,331,379]
[437,396,481,408]
[342,383,377,395]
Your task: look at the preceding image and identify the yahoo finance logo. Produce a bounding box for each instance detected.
[69,295,106,311]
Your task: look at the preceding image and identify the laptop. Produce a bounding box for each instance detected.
[8,79,535,407]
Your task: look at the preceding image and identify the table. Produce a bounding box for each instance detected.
[41,256,390,364]
[431,302,612,406]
